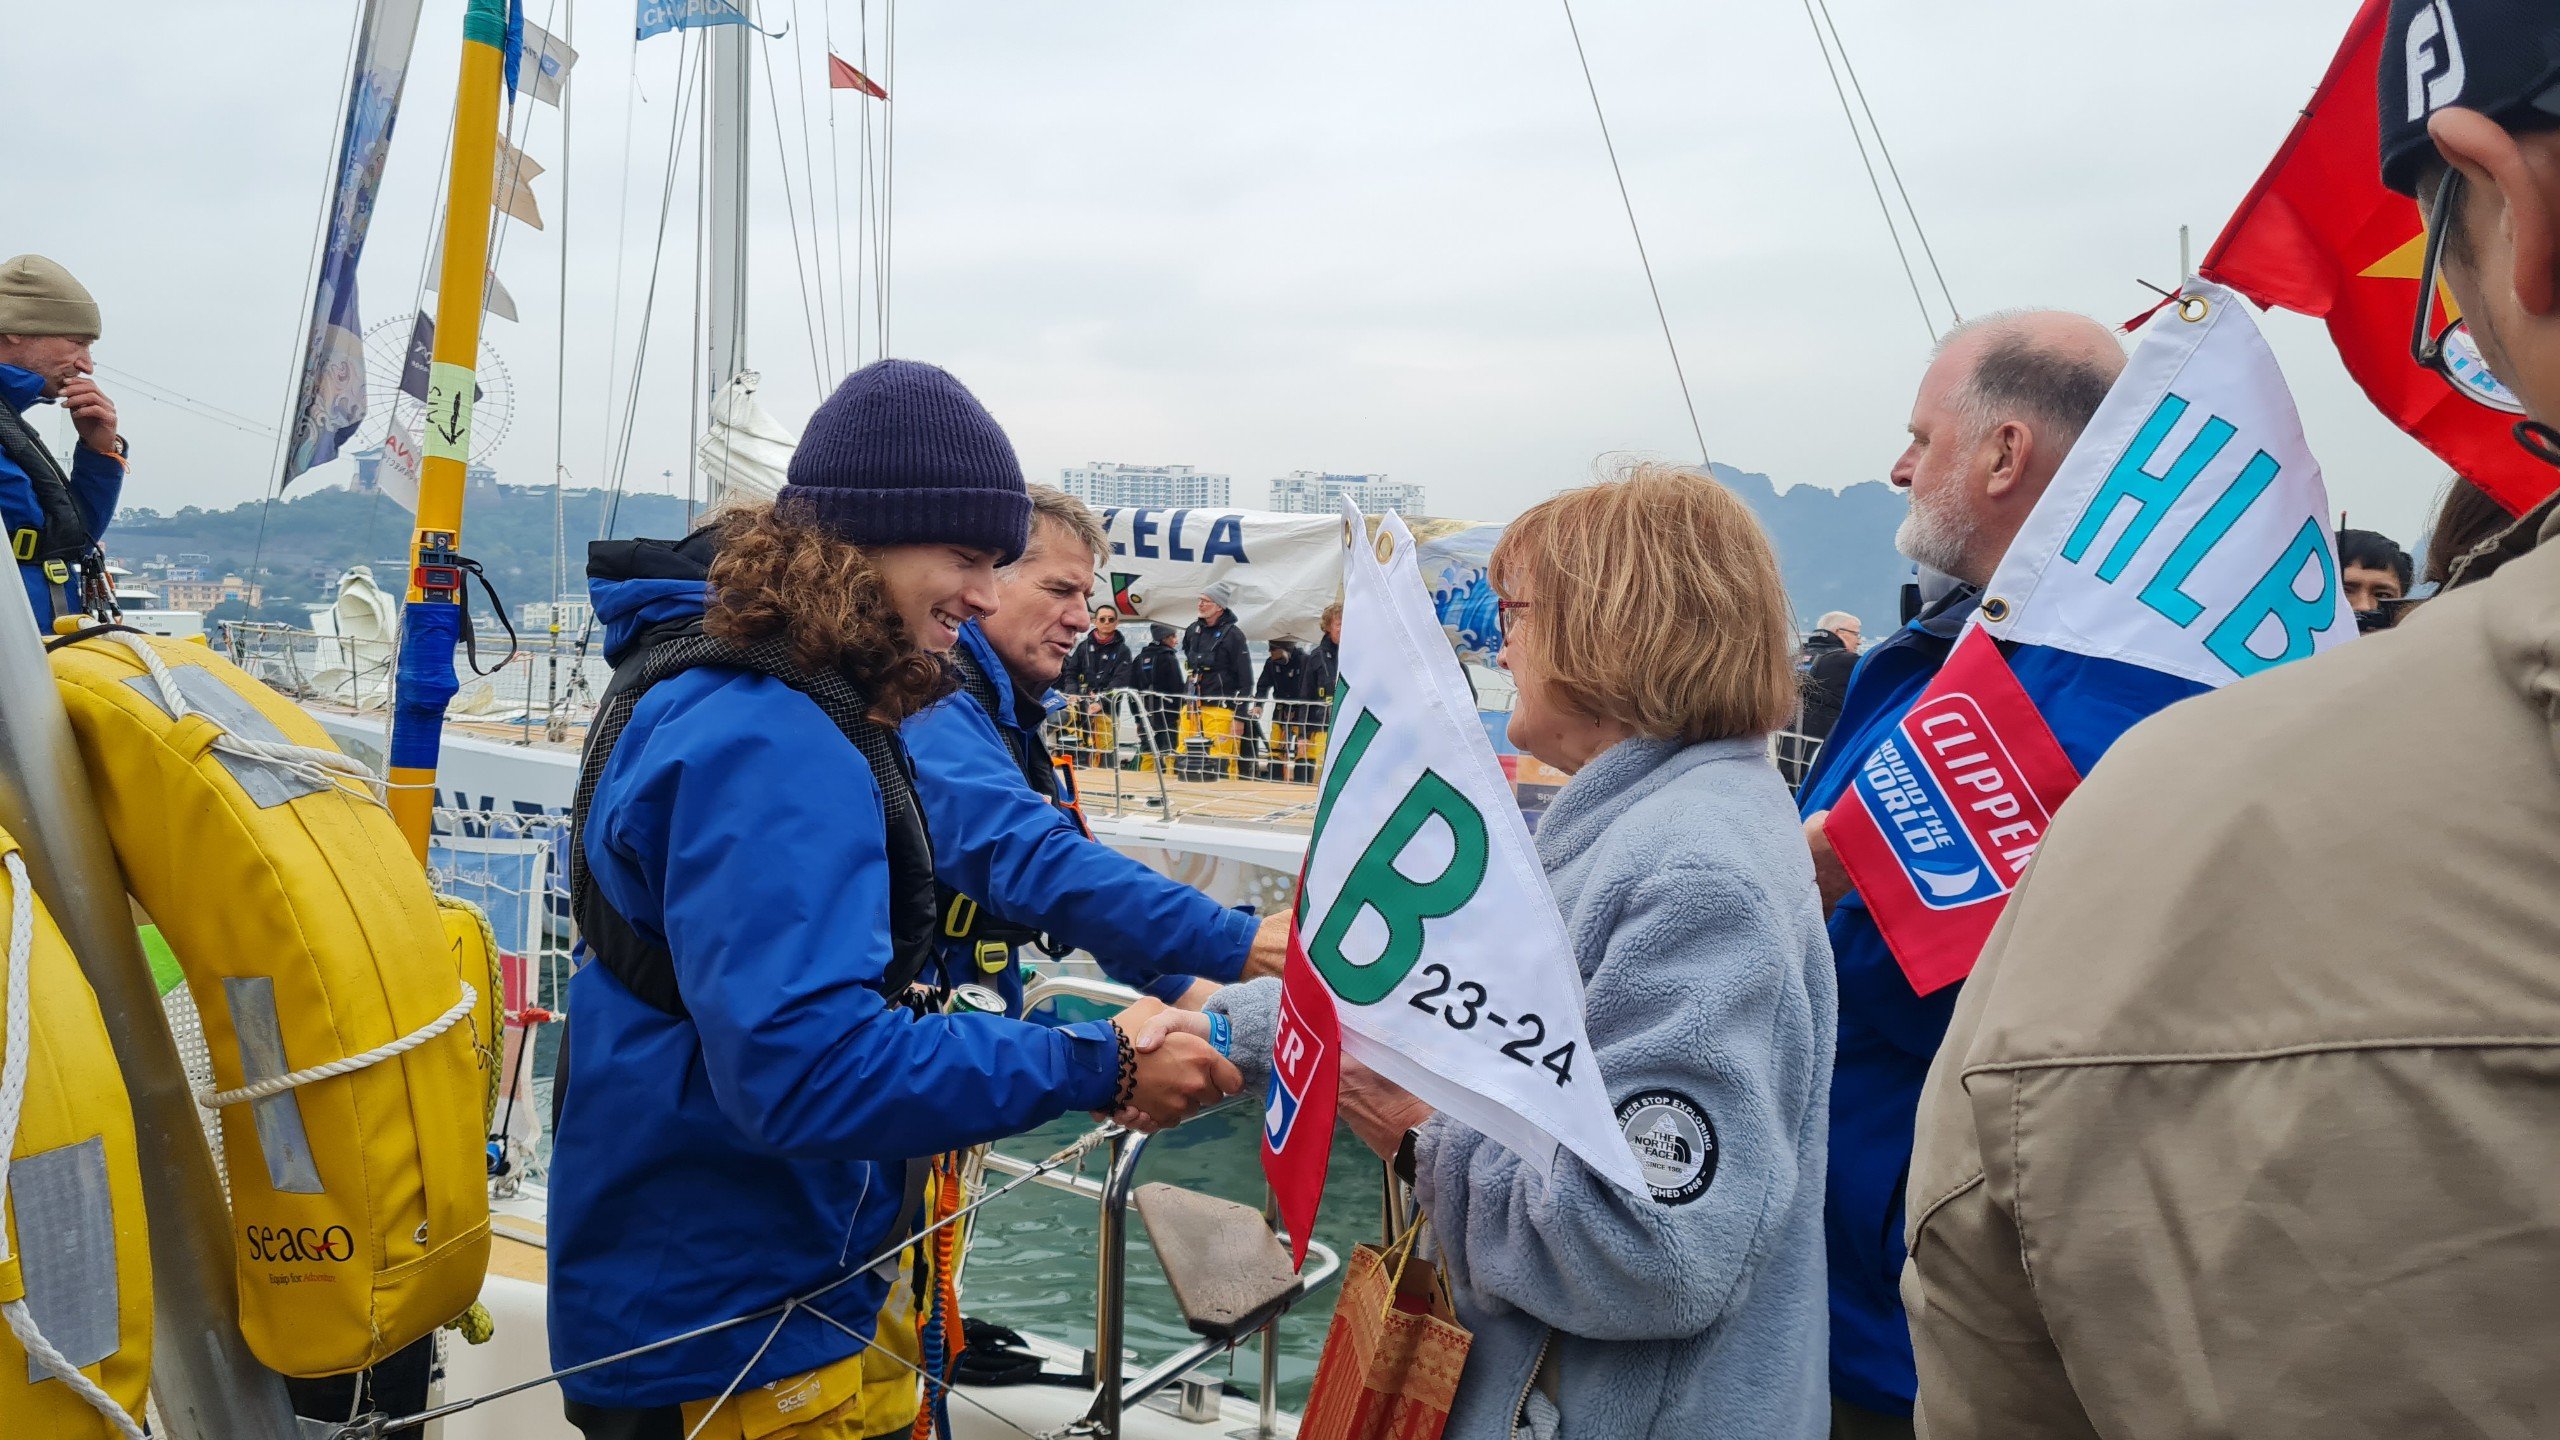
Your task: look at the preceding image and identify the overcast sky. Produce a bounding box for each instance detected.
[6,0,2448,549]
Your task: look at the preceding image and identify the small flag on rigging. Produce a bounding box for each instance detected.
[491,133,546,231]
[515,17,578,106]
[828,53,888,99]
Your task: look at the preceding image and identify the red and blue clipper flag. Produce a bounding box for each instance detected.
[1823,628,2081,995]
[1824,282,2351,994]
[1260,879,1340,1269]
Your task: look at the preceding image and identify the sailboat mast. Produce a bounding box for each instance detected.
[704,23,752,423]
[386,0,511,859]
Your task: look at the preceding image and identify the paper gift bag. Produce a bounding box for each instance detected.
[1298,1223,1473,1440]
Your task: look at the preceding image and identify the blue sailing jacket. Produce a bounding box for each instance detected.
[1796,587,2203,1415]
[903,622,1255,1017]
[548,573,1122,1408]
[0,365,122,624]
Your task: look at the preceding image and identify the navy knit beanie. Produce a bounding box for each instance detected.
[778,359,1032,564]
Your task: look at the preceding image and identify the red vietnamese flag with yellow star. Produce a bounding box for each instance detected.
[2200,0,2554,516]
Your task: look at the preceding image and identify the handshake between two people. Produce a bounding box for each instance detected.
[1102,1000,1438,1163]
[1089,914,1288,1129]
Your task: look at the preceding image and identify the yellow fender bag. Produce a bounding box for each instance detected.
[0,828,152,1439]
[50,631,494,1377]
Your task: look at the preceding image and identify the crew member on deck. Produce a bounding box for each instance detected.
[903,485,1287,1018]
[0,255,124,627]
[552,361,1241,1440]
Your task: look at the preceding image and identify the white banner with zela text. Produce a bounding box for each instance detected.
[1977,281,2353,683]
[1095,507,1343,642]
[1303,500,1646,1195]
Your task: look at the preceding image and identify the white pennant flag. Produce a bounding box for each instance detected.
[1302,499,1646,1196]
[519,19,579,105]
[376,420,423,512]
[1977,280,2353,684]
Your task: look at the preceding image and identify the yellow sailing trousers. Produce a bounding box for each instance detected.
[677,1257,922,1440]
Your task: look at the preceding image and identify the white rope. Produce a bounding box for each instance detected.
[0,861,28,1242]
[0,853,148,1439]
[3,1301,146,1440]
[196,983,478,1111]
[103,632,389,807]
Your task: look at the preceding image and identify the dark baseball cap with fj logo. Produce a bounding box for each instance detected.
[2379,0,2560,196]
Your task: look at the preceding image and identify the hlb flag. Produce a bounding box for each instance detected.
[1827,281,2351,992]
[1262,501,1645,1264]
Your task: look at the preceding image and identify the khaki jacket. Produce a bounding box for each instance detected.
[1903,506,2560,1440]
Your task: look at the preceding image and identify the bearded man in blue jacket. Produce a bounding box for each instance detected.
[1795,312,2198,1438]
[0,255,125,626]
[901,485,1286,1016]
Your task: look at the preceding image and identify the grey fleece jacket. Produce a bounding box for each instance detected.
[1211,734,1836,1439]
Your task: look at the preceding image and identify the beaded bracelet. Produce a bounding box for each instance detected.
[1112,1024,1138,1111]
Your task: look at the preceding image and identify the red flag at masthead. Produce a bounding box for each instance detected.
[828,53,888,99]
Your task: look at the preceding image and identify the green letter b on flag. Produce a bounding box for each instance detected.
[1307,767,1491,1005]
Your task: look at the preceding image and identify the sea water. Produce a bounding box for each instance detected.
[971,1109,1387,1412]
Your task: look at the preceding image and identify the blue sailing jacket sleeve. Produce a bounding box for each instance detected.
[587,671,1121,1158]
[67,444,122,541]
[905,688,1255,985]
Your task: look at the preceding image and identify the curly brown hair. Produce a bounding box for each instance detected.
[703,501,957,723]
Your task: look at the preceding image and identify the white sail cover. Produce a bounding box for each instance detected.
[698,370,796,504]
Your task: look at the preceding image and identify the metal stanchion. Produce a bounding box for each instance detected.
[0,587,300,1437]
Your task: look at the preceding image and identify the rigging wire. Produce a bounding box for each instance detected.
[598,23,649,497]
[1556,0,1709,467]
[881,0,896,355]
[688,33,709,531]
[755,5,838,394]
[1798,0,1940,344]
[786,0,838,376]
[855,0,875,365]
[249,0,370,603]
[550,0,581,659]
[820,0,852,373]
[597,27,709,550]
[94,367,277,439]
[1813,0,1958,327]
[326,1125,1122,1439]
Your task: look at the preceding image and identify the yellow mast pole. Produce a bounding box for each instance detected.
[388,0,510,859]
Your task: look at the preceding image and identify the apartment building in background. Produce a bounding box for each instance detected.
[1059,462,1232,510]
[1266,471,1426,516]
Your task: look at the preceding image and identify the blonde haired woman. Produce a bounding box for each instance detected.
[1147,463,1837,1438]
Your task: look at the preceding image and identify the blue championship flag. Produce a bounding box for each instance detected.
[637,0,751,40]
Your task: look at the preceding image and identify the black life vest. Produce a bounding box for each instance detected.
[570,531,940,1016]
[933,645,1079,962]
[0,401,104,619]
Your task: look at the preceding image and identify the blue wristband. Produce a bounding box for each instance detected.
[1207,1011,1232,1058]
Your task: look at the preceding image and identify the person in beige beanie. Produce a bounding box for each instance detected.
[0,253,125,624]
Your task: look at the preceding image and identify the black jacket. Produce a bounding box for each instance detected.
[1132,638,1188,696]
[1062,631,1135,695]
[1795,630,1859,740]
[1256,644,1308,704]
[1181,616,1254,699]
[1304,637,1340,705]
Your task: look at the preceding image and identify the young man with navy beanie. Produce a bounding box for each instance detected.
[775,358,1035,562]
[555,358,1243,1440]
